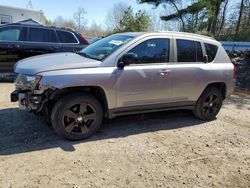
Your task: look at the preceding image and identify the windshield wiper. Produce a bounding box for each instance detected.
[77,52,100,61]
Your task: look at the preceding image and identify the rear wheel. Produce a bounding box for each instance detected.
[193,87,223,120]
[51,93,103,140]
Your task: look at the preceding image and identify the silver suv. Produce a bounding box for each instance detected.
[11,32,235,140]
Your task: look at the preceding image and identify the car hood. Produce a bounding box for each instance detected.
[14,52,102,75]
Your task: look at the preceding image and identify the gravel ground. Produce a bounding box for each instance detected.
[0,83,249,188]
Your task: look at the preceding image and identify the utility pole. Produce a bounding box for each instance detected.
[27,0,33,9]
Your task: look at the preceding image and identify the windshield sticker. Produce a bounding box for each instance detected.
[109,40,124,46]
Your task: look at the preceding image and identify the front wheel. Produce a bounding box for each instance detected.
[193,87,223,120]
[51,93,103,140]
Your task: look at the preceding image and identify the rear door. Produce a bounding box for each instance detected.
[0,25,26,72]
[21,27,60,57]
[173,38,210,103]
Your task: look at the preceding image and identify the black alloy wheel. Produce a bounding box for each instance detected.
[63,102,97,135]
[193,87,223,120]
[201,93,221,118]
[51,93,103,140]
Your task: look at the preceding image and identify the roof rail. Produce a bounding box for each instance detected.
[157,31,215,40]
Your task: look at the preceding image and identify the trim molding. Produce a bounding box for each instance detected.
[108,101,195,119]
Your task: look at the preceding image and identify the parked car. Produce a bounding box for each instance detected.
[0,19,89,73]
[86,37,101,44]
[11,32,235,140]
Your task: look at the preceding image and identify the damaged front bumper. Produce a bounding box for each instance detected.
[11,89,44,111]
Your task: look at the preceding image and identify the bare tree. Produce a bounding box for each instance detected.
[242,0,250,29]
[87,21,104,37]
[105,2,129,30]
[74,7,87,32]
[148,8,177,31]
[236,0,244,35]
[52,16,76,30]
[217,0,229,37]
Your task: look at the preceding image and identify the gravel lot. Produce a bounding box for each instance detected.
[0,83,249,188]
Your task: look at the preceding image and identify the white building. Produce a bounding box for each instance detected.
[0,5,46,25]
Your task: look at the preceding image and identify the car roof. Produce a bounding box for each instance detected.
[0,20,77,33]
[116,31,219,45]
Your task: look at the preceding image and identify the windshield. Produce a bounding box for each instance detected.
[79,34,134,61]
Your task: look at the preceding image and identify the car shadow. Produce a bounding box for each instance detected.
[0,107,206,155]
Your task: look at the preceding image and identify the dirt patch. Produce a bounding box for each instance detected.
[0,83,249,187]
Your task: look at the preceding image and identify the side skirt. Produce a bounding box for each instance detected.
[108,102,195,119]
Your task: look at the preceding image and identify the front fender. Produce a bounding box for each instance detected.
[39,67,117,109]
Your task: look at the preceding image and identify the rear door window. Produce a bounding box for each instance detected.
[177,39,204,63]
[204,43,218,62]
[0,27,21,41]
[28,27,57,43]
[128,38,170,64]
[56,30,78,43]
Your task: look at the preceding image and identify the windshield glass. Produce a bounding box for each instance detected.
[79,34,134,61]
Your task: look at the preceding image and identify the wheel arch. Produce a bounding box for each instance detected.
[203,82,227,100]
[48,86,109,118]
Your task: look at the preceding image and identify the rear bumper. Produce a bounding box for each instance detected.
[226,79,235,98]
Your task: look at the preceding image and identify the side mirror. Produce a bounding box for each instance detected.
[204,54,208,63]
[117,53,138,68]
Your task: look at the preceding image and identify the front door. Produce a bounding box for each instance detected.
[116,37,174,109]
[0,26,26,73]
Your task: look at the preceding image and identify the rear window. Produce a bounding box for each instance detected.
[29,28,57,43]
[177,39,204,62]
[205,43,218,62]
[57,31,78,43]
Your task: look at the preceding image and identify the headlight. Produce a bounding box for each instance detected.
[31,75,42,90]
[16,74,42,90]
[26,75,36,84]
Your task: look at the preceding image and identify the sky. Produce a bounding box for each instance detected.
[0,0,153,27]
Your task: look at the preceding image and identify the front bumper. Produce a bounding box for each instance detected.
[11,89,43,111]
[10,89,19,102]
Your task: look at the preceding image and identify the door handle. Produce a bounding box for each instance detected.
[52,46,59,49]
[49,46,59,51]
[159,69,171,76]
[8,44,19,48]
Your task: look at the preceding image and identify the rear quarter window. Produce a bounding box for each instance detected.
[57,30,78,43]
[205,43,218,62]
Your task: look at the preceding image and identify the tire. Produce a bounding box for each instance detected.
[193,87,223,121]
[51,93,103,140]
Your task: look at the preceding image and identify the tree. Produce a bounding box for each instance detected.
[105,2,129,30]
[73,7,87,31]
[147,8,176,31]
[236,0,244,35]
[86,21,105,37]
[138,0,186,31]
[114,6,151,32]
[217,0,229,37]
[52,16,77,30]
[138,0,225,35]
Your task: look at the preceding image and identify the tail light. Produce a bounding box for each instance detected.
[81,35,90,45]
[233,63,236,80]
